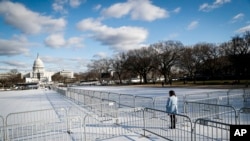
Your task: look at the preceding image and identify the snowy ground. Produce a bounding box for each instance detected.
[0,86,240,140]
[73,85,226,97]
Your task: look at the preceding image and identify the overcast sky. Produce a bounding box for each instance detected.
[0,0,249,73]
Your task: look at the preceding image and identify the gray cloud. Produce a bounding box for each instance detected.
[0,1,66,34]
[0,38,30,56]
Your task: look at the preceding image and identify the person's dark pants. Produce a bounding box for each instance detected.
[170,114,176,129]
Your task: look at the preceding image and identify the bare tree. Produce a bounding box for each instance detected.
[125,47,155,84]
[7,69,24,87]
[199,43,220,79]
[178,47,196,83]
[221,32,250,82]
[192,43,215,84]
[151,40,183,84]
[87,58,111,83]
[110,52,128,84]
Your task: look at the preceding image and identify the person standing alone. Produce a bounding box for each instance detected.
[166,90,178,129]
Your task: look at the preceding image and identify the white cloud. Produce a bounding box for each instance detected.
[167,33,179,40]
[76,18,148,51]
[93,4,102,11]
[230,13,244,23]
[67,37,84,48]
[53,0,84,13]
[173,7,181,14]
[235,24,250,33]
[41,56,88,72]
[0,37,30,56]
[102,0,168,21]
[52,0,68,14]
[69,0,83,8]
[0,1,66,34]
[187,21,199,30]
[44,33,84,48]
[44,34,66,48]
[93,52,108,58]
[199,0,230,12]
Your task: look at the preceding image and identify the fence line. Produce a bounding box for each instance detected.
[183,101,238,124]
[82,107,146,140]
[5,108,67,126]
[3,106,147,141]
[194,118,230,141]
[0,115,4,141]
[48,86,250,140]
[1,106,250,141]
[183,90,228,102]
[238,107,250,125]
[56,87,249,125]
[143,108,193,141]
[184,88,250,104]
[6,116,84,141]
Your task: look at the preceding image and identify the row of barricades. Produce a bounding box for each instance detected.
[63,87,250,115]
[1,104,250,141]
[1,87,244,141]
[60,87,250,125]
[52,86,250,140]
[0,104,121,141]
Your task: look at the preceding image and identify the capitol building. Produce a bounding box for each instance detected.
[23,55,73,84]
[23,55,55,83]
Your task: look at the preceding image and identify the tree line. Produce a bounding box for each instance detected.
[84,31,250,85]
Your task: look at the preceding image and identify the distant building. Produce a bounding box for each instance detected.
[59,70,74,78]
[23,54,55,83]
[0,73,11,79]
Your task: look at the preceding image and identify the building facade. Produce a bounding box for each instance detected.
[24,55,54,83]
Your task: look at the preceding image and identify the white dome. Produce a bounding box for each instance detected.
[33,55,44,72]
[34,57,44,68]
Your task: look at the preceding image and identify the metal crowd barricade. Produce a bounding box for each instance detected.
[52,86,67,97]
[184,101,237,124]
[0,115,4,141]
[82,107,145,141]
[238,107,250,125]
[5,108,67,126]
[184,90,228,102]
[153,96,168,111]
[194,118,230,141]
[4,108,83,141]
[243,88,250,99]
[85,101,118,117]
[135,96,154,108]
[218,94,246,109]
[50,87,250,141]
[119,94,135,108]
[6,116,84,141]
[243,88,250,107]
[108,92,120,106]
[142,108,193,141]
